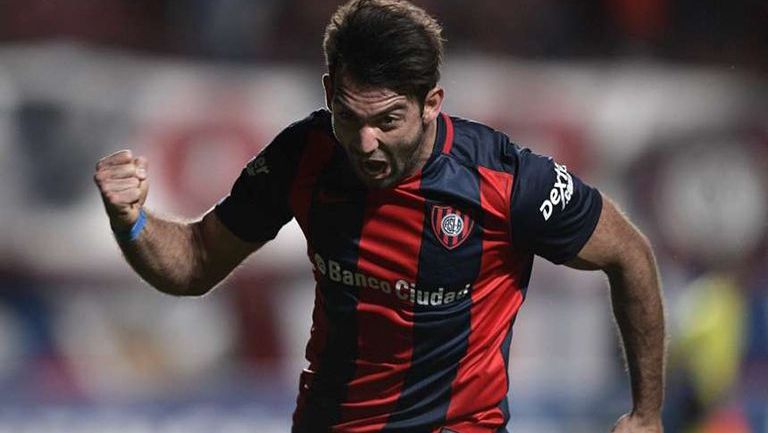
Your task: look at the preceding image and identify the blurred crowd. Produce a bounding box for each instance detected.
[0,1,766,433]
[0,0,766,67]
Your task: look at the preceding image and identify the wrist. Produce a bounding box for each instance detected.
[112,208,147,243]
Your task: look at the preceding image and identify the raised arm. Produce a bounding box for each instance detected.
[567,195,665,433]
[94,150,263,296]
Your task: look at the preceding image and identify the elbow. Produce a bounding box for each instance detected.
[152,278,215,297]
[173,287,212,298]
[180,277,216,297]
[604,235,660,304]
[604,230,656,279]
[628,231,655,267]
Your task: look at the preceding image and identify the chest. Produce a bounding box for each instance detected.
[295,162,512,292]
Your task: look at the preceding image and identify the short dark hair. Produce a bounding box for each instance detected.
[323,0,444,103]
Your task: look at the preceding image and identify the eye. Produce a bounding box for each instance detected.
[379,115,400,128]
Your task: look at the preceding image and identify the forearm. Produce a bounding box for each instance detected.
[606,237,665,418]
[95,151,252,296]
[117,210,209,296]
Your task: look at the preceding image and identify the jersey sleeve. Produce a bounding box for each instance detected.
[509,148,603,264]
[214,127,301,243]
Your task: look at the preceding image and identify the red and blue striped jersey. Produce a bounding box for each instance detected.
[215,109,603,433]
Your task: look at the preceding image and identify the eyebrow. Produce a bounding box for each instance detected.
[333,96,408,119]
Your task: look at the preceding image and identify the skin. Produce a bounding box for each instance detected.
[93,150,261,296]
[94,73,664,432]
[92,70,444,294]
[322,72,444,188]
[567,195,665,433]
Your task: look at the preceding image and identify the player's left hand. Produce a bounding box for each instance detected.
[610,413,663,433]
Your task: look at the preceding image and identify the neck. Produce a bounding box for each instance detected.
[409,117,438,175]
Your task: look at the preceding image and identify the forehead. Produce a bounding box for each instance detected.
[333,73,414,115]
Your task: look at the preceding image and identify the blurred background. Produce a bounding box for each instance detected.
[0,0,766,432]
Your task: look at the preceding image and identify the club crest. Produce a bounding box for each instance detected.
[430,205,475,250]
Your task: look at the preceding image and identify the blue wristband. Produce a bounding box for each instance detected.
[113,209,147,243]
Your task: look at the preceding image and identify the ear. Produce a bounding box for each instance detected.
[421,86,444,124]
[322,74,334,110]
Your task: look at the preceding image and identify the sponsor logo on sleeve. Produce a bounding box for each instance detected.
[539,162,573,221]
[246,156,269,176]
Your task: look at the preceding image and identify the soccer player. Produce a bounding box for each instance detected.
[93,1,665,432]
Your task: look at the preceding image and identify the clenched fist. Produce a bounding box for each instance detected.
[94,150,149,231]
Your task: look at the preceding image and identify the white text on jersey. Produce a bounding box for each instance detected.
[539,162,573,221]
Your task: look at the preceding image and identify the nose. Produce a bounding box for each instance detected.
[354,125,379,155]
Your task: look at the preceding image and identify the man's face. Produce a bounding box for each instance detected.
[324,73,436,189]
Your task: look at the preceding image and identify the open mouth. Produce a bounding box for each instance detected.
[361,159,389,177]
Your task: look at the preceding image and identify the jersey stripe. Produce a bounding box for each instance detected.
[289,129,336,230]
[336,176,426,431]
[494,315,517,433]
[289,129,338,430]
[440,113,454,155]
[443,167,524,433]
[292,137,368,433]
[381,161,483,432]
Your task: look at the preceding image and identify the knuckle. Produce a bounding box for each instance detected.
[94,173,108,186]
[111,149,131,160]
